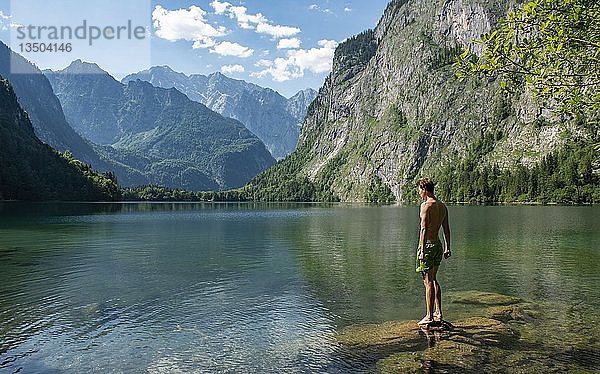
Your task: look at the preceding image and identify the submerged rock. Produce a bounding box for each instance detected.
[486,303,539,323]
[334,291,597,373]
[376,351,423,373]
[448,290,522,306]
[338,316,519,372]
[336,320,421,348]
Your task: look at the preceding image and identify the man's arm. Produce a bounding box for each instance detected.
[419,203,429,260]
[442,205,451,259]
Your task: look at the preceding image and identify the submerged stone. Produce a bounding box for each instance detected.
[449,290,522,306]
[449,317,520,349]
[486,303,539,323]
[335,320,424,349]
[336,316,521,372]
[376,351,423,373]
[422,339,482,372]
[334,292,599,372]
[333,291,577,372]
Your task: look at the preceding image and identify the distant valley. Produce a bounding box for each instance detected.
[44,60,278,191]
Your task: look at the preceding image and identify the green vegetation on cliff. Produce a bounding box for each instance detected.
[0,78,120,201]
[61,151,121,201]
[236,143,340,202]
[333,30,377,82]
[447,0,600,204]
[437,136,600,204]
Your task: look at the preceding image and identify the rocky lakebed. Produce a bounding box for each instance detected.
[334,291,599,373]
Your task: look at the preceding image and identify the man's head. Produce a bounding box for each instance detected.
[416,177,435,199]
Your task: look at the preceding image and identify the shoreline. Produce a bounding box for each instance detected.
[0,199,596,206]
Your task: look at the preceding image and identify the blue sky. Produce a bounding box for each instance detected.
[0,0,390,97]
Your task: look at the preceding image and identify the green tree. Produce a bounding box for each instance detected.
[454,0,600,116]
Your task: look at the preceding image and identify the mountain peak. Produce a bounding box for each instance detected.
[290,88,317,100]
[155,65,174,71]
[121,65,191,86]
[59,59,109,75]
[149,65,178,75]
[208,71,228,81]
[119,66,314,159]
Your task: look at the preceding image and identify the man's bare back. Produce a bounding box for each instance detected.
[420,198,449,243]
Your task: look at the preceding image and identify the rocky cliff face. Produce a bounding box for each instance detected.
[0,43,107,169]
[45,60,125,144]
[123,67,317,160]
[278,0,588,202]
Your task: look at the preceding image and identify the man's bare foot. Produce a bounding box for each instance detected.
[418,316,434,325]
[433,312,442,322]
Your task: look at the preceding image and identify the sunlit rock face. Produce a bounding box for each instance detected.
[278,0,585,202]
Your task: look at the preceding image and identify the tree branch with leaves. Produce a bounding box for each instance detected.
[454,0,600,117]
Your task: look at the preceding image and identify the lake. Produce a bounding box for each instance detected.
[0,203,598,372]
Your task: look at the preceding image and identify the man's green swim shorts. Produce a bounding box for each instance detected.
[415,240,443,273]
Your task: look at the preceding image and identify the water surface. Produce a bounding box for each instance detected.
[0,203,598,372]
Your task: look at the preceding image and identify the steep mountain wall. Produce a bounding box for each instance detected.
[265,0,591,202]
[0,43,107,168]
[0,77,118,201]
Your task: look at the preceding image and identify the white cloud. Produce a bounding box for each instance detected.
[255,59,273,67]
[317,39,338,49]
[192,39,215,49]
[250,57,300,82]
[308,4,334,15]
[256,23,300,38]
[277,38,301,49]
[291,40,338,73]
[210,0,300,38]
[210,41,254,58]
[344,7,353,12]
[210,0,230,15]
[229,5,268,29]
[221,64,245,74]
[251,39,338,82]
[152,5,226,48]
[0,11,20,31]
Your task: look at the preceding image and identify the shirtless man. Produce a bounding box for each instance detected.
[415,177,451,326]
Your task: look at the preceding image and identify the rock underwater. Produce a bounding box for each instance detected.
[334,291,599,373]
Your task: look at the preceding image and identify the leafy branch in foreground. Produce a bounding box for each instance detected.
[454,0,600,116]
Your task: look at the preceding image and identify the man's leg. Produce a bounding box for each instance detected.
[419,270,435,324]
[431,266,442,321]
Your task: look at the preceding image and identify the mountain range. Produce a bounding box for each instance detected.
[122,66,317,160]
[1,37,315,197]
[3,0,596,203]
[45,60,276,190]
